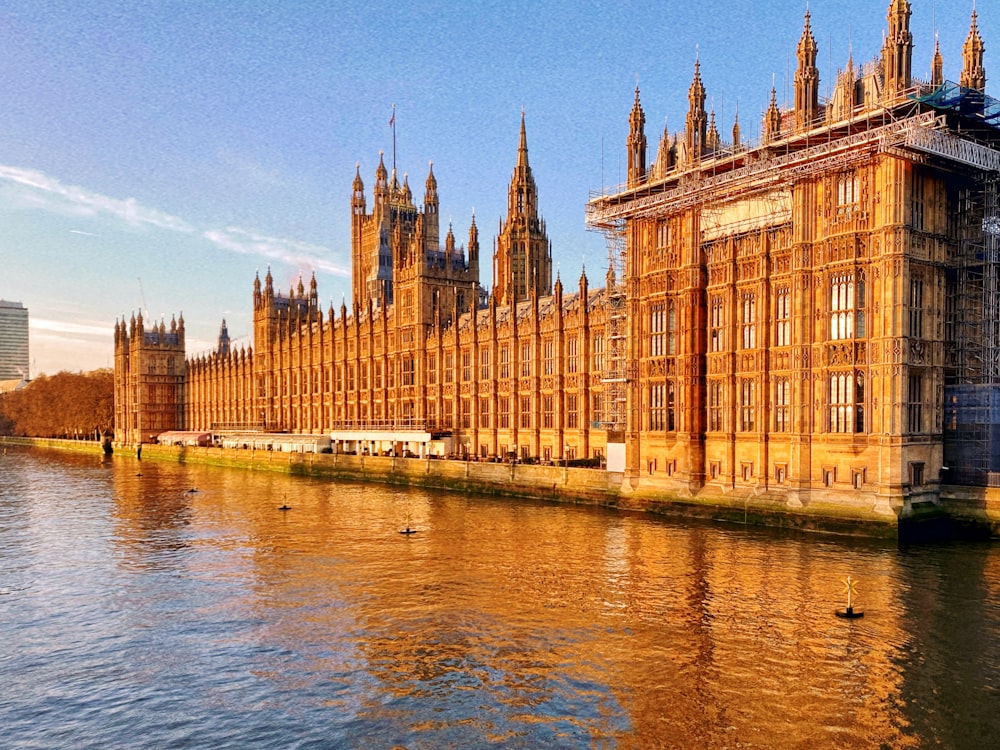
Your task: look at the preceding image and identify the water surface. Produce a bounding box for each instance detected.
[2,446,998,748]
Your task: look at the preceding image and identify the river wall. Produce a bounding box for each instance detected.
[4,436,999,539]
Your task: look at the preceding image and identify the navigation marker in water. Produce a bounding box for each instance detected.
[835,575,864,619]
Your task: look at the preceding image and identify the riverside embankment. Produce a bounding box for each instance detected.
[4,436,999,539]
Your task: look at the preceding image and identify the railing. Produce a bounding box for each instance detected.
[328,419,454,433]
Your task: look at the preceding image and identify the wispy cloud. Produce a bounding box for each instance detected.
[204,227,350,277]
[30,318,110,338]
[0,163,349,277]
[0,165,195,232]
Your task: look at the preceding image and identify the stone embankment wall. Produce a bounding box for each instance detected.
[4,437,999,538]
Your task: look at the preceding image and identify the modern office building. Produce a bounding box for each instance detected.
[0,299,29,382]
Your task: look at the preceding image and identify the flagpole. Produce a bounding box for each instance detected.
[391,103,396,173]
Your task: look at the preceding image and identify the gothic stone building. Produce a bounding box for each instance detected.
[116,1,999,516]
[587,1,999,509]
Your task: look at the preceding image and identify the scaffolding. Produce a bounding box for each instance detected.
[944,178,1000,485]
[599,221,628,443]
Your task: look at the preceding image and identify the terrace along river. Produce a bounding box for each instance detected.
[2,445,998,748]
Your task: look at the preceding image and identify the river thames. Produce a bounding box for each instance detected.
[2,446,998,748]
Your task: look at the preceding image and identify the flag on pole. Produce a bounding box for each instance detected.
[389,105,395,127]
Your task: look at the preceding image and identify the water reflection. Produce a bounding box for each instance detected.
[1,445,998,748]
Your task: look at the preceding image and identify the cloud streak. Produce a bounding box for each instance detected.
[0,164,348,276]
[30,318,110,338]
[204,227,350,277]
[0,165,195,232]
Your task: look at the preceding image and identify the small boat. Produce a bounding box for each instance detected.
[399,527,418,535]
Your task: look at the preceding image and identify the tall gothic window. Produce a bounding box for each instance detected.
[910,276,924,339]
[542,395,554,428]
[462,351,472,382]
[567,337,578,373]
[592,334,605,372]
[830,273,865,340]
[480,349,491,380]
[592,391,604,425]
[520,342,531,377]
[775,287,790,347]
[543,338,555,375]
[667,381,676,432]
[500,346,510,379]
[649,383,665,431]
[709,380,724,432]
[908,372,924,433]
[710,296,725,352]
[567,394,578,429]
[739,379,756,432]
[667,303,677,355]
[774,377,790,433]
[520,395,531,428]
[741,293,757,349]
[650,304,665,357]
[837,172,859,215]
[830,371,865,433]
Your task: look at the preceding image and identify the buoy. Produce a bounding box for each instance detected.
[835,606,864,619]
[836,576,864,618]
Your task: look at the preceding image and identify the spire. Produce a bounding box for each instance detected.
[494,112,551,306]
[882,0,913,98]
[795,9,820,129]
[374,150,388,204]
[425,160,437,198]
[732,106,742,149]
[931,36,944,88]
[518,109,529,166]
[627,84,647,185]
[685,59,708,160]
[217,318,230,356]
[764,86,781,143]
[653,118,673,177]
[961,9,986,92]
[706,110,720,152]
[352,162,366,217]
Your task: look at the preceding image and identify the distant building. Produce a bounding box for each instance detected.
[116,3,1000,514]
[0,299,29,381]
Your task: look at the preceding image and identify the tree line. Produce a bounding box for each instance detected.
[0,369,114,439]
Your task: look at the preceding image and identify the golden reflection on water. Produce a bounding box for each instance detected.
[96,456,996,747]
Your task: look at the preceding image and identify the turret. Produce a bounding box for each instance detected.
[882,0,912,98]
[374,151,388,206]
[931,37,944,88]
[685,59,708,160]
[493,112,552,305]
[794,10,820,129]
[961,9,987,92]
[217,318,230,356]
[352,163,366,216]
[627,85,647,186]
[468,212,480,278]
[424,161,439,249]
[763,87,781,144]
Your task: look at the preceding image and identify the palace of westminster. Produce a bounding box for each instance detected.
[115,1,1000,513]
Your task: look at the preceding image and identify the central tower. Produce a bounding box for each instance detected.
[493,113,552,306]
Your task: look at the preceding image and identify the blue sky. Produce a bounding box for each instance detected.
[0,0,992,375]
